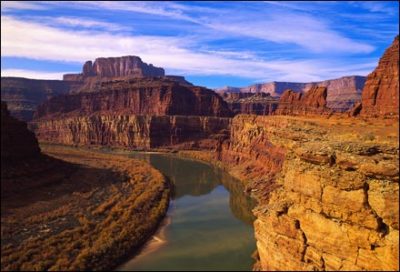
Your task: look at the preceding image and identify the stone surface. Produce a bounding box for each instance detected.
[32,114,231,150]
[63,56,164,81]
[215,75,366,112]
[361,36,399,117]
[275,86,331,115]
[1,77,78,121]
[201,114,398,271]
[219,92,279,115]
[34,78,232,119]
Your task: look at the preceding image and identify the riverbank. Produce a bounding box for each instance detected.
[1,145,170,271]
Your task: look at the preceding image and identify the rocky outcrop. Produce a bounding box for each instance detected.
[1,102,41,163]
[361,36,399,117]
[1,77,78,121]
[31,114,230,150]
[34,78,232,119]
[215,76,366,112]
[219,92,279,115]
[208,115,399,271]
[63,56,165,81]
[275,86,331,115]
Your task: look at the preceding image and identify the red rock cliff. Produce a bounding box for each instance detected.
[361,36,399,117]
[34,78,232,119]
[219,92,279,115]
[275,86,330,115]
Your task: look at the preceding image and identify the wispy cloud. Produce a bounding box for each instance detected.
[354,1,398,15]
[57,1,376,54]
[1,15,376,83]
[204,12,375,54]
[24,16,130,32]
[1,69,69,80]
[1,1,397,87]
[1,1,48,11]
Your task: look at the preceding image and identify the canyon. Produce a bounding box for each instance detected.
[1,35,399,271]
[216,75,366,112]
[1,57,188,121]
[1,101,170,271]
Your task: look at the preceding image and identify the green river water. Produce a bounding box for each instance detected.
[116,152,256,271]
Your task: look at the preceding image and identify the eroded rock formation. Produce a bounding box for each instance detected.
[63,56,165,81]
[32,114,230,150]
[275,86,331,115]
[206,115,399,271]
[219,92,279,115]
[34,78,232,119]
[361,36,399,117]
[215,76,366,112]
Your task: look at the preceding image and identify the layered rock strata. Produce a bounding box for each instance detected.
[219,92,279,115]
[63,56,165,81]
[361,36,399,117]
[215,76,366,112]
[34,78,232,119]
[209,115,398,271]
[32,115,231,150]
[275,86,331,115]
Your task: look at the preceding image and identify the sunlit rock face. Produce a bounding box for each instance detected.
[217,115,398,271]
[275,86,331,115]
[63,56,165,81]
[360,36,399,117]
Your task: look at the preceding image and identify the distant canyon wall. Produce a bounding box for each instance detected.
[216,75,366,112]
[0,77,77,121]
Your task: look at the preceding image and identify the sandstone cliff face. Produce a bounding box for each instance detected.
[1,77,77,121]
[34,78,232,119]
[215,115,399,271]
[1,102,41,162]
[361,36,399,117]
[275,86,330,115]
[32,114,230,150]
[215,76,365,112]
[63,56,165,81]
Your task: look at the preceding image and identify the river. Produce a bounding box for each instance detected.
[116,152,256,271]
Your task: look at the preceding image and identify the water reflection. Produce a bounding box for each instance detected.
[121,152,256,271]
[129,152,256,224]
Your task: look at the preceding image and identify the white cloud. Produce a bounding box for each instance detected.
[1,1,47,11]
[51,1,375,54]
[51,16,129,31]
[1,15,375,83]
[204,13,375,54]
[1,69,68,80]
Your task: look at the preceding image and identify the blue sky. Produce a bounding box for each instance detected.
[1,1,399,88]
